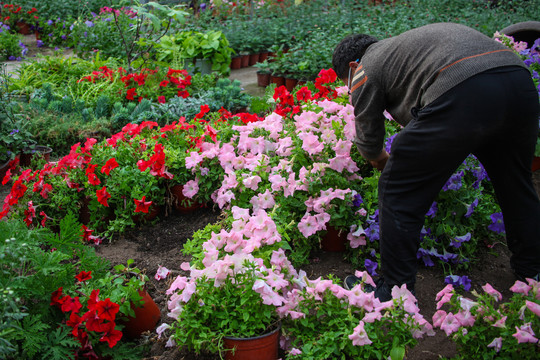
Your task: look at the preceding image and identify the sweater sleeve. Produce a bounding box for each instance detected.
[350,64,387,161]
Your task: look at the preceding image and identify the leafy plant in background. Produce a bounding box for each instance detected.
[0,22,23,61]
[13,0,124,21]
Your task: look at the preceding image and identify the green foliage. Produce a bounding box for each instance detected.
[15,0,124,20]
[0,28,22,61]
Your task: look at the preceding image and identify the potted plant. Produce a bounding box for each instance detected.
[254,60,271,87]
[160,210,287,359]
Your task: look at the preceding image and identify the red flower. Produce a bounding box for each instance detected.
[66,312,82,329]
[126,88,137,100]
[61,295,83,314]
[75,270,92,282]
[38,183,52,199]
[50,287,65,306]
[83,310,106,332]
[24,201,36,227]
[177,90,189,98]
[134,196,152,213]
[95,298,119,322]
[39,210,48,227]
[296,86,313,102]
[195,104,210,119]
[101,158,119,176]
[87,172,101,186]
[2,168,11,185]
[87,289,100,311]
[157,95,166,104]
[159,80,169,87]
[96,186,111,207]
[99,321,123,348]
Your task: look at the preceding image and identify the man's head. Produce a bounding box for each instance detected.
[332,34,378,83]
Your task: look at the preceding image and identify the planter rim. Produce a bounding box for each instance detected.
[22,145,53,154]
[223,322,281,341]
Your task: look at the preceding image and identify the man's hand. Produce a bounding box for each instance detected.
[369,150,389,171]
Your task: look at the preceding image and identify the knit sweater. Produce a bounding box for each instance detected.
[349,22,526,160]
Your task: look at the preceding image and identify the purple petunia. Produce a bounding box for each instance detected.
[364,259,378,276]
[365,223,379,242]
[442,171,463,191]
[85,20,94,27]
[487,212,505,234]
[36,40,44,47]
[426,201,438,218]
[444,275,472,291]
[353,193,363,207]
[47,19,54,26]
[464,198,479,218]
[450,232,471,248]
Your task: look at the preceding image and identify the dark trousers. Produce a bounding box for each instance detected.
[379,66,540,288]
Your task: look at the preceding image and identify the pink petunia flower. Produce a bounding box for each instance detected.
[155,265,171,281]
[348,321,372,346]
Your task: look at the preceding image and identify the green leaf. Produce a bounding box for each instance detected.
[390,346,405,360]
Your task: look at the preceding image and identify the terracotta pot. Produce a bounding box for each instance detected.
[321,226,348,252]
[121,290,161,339]
[248,53,260,66]
[16,21,31,35]
[223,324,280,360]
[230,56,242,70]
[257,71,271,87]
[532,156,540,172]
[241,54,250,68]
[20,145,53,167]
[297,80,308,87]
[35,31,40,41]
[270,75,285,87]
[132,204,161,223]
[285,77,298,92]
[170,184,201,213]
[258,52,269,62]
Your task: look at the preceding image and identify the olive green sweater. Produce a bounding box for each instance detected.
[350,22,526,160]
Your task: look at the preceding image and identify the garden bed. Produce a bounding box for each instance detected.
[90,172,540,360]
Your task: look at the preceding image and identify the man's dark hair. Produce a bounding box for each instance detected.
[332,34,378,79]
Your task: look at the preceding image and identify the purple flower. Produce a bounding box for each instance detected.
[36,40,44,47]
[47,19,54,26]
[464,198,478,218]
[352,193,363,207]
[365,223,379,242]
[85,20,94,28]
[385,133,397,154]
[48,33,53,37]
[417,247,437,267]
[61,35,66,40]
[364,259,378,276]
[200,3,207,10]
[8,56,16,61]
[487,212,505,234]
[440,250,458,263]
[426,201,438,218]
[450,232,471,248]
[445,275,472,291]
[9,129,19,135]
[442,171,463,191]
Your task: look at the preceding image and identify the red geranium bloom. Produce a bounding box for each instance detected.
[75,270,92,282]
[126,88,137,100]
[134,196,152,213]
[101,158,119,176]
[61,295,83,314]
[99,321,123,348]
[95,298,119,322]
[157,95,166,104]
[96,186,111,207]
